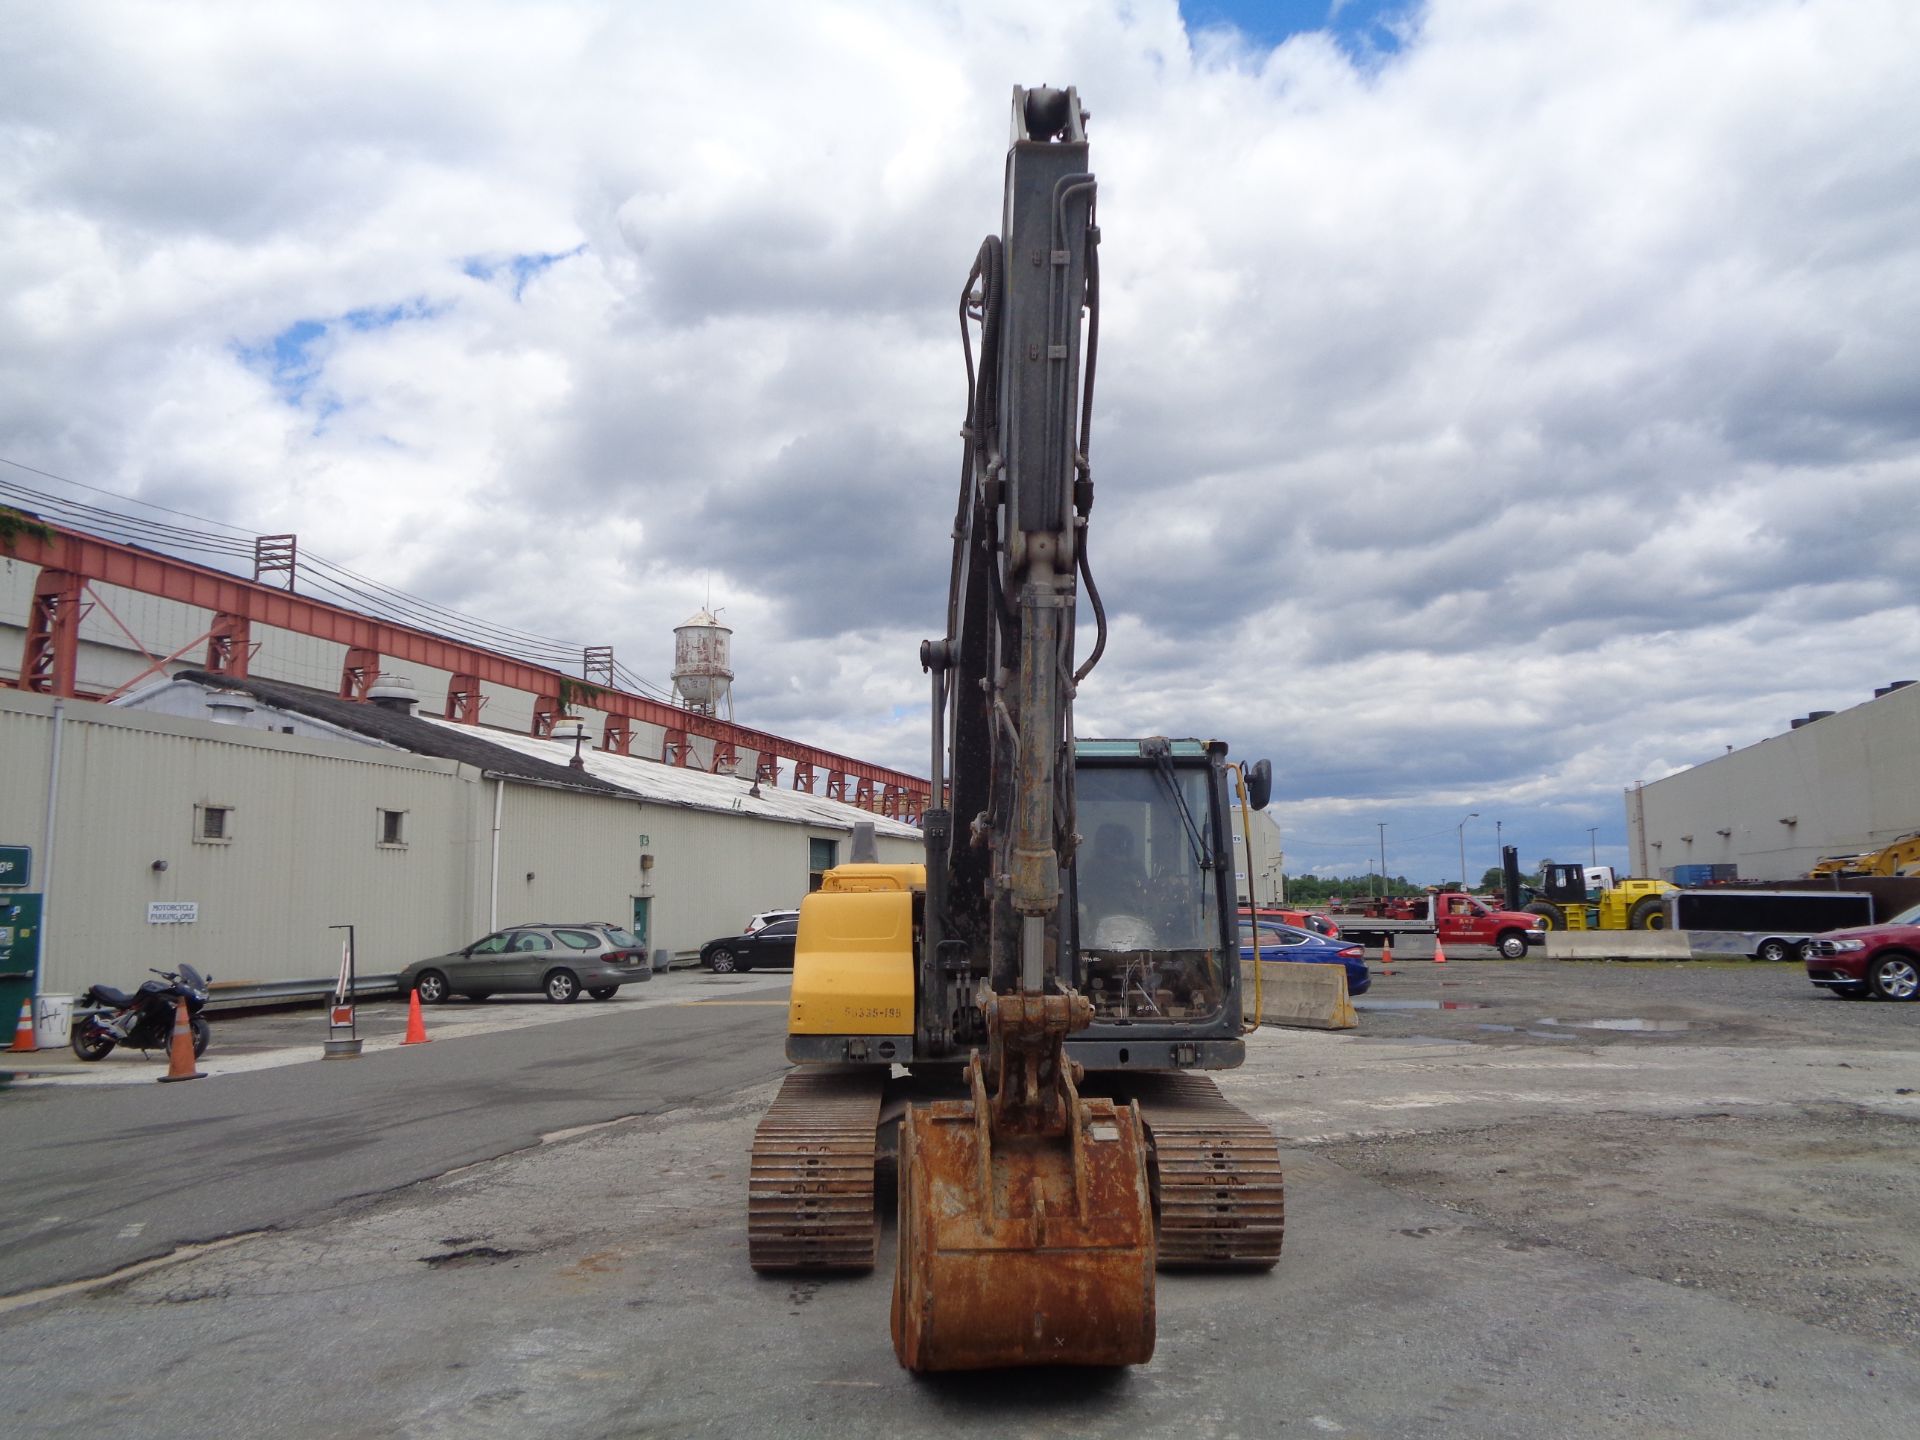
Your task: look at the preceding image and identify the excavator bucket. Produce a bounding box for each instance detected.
[890,1064,1156,1371]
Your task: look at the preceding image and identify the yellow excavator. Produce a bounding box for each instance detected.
[1809,833,1920,879]
[745,85,1283,1372]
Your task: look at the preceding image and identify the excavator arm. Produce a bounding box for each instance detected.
[895,85,1157,1373]
[921,82,1101,1053]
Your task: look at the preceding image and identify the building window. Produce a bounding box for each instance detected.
[808,837,839,891]
[378,809,408,847]
[195,804,234,844]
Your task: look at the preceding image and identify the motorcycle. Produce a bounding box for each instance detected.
[70,964,212,1062]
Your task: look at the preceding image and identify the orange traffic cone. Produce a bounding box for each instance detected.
[1433,936,1449,965]
[156,997,205,1082]
[402,988,431,1045]
[9,999,37,1053]
[1380,939,1394,971]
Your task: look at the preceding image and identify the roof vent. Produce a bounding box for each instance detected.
[1884,680,1916,696]
[1807,710,1834,722]
[1789,717,1809,729]
[366,674,419,715]
[205,691,256,725]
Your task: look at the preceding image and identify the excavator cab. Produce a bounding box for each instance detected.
[1068,739,1245,1068]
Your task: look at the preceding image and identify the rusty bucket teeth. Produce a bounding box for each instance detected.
[890,1094,1157,1372]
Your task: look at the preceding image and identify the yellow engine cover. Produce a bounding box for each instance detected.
[788,874,920,1037]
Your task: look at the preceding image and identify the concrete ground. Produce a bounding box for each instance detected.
[3,956,1918,1437]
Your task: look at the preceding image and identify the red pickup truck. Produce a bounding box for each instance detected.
[1324,892,1546,959]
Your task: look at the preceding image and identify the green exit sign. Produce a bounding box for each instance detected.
[0,846,29,888]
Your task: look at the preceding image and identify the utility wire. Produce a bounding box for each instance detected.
[0,459,677,692]
[0,454,259,537]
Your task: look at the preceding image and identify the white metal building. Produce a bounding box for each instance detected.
[0,677,920,1000]
[1627,679,1920,880]
[1229,801,1285,905]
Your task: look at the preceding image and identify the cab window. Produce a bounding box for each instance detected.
[470,934,510,955]
[509,932,548,952]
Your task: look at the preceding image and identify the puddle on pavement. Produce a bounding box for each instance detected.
[1538,1017,1690,1032]
[1354,999,1487,1011]
[1470,1022,1576,1040]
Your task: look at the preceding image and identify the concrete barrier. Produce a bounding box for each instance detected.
[1545,932,1695,961]
[1253,960,1357,1030]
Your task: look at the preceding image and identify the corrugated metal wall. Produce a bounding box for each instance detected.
[493,783,919,956]
[2,690,480,993]
[1,690,924,997]
[494,782,645,935]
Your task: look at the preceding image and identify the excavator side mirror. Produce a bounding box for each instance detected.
[1243,760,1273,812]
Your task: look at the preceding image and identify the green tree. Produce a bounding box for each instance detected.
[1280,873,1424,904]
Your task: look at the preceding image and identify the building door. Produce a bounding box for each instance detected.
[631,896,651,951]
[808,837,839,891]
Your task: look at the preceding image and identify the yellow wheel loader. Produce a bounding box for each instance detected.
[1524,862,1677,931]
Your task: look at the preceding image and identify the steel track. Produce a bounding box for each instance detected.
[747,1067,887,1272]
[1092,1071,1285,1270]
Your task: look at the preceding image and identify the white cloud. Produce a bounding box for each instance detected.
[3,0,1917,881]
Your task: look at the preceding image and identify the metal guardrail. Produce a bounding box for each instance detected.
[204,974,405,1009]
[54,950,692,1010]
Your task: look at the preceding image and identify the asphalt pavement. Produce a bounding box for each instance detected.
[0,972,792,1296]
[4,959,1919,1438]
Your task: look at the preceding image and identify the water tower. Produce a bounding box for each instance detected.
[672,608,733,719]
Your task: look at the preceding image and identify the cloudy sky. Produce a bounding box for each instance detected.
[4,0,1917,884]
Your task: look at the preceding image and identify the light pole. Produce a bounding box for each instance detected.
[1496,818,1503,871]
[1457,812,1479,888]
[1376,822,1388,898]
[1587,826,1599,866]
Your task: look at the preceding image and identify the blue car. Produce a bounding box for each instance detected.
[1240,922,1371,997]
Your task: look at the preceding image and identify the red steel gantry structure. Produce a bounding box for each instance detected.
[4,516,930,821]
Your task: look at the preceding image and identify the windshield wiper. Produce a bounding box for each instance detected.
[1148,745,1210,871]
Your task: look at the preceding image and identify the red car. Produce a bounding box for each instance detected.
[1802,902,1920,1001]
[1240,905,1341,940]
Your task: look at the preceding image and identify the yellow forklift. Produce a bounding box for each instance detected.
[1524,863,1676,931]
